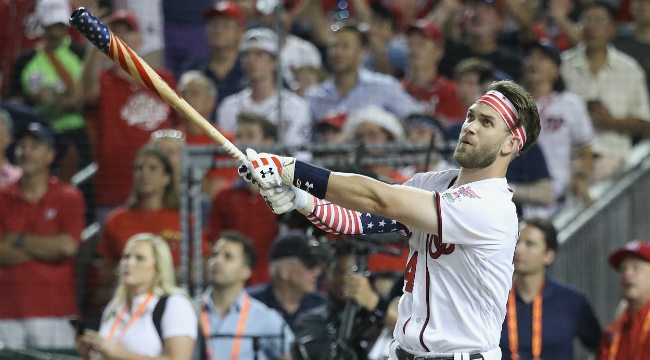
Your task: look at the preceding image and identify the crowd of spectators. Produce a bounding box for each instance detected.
[1,0,650,358]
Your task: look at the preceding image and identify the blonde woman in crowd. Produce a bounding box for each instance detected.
[77,233,198,360]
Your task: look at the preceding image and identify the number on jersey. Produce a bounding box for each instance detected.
[404,251,418,293]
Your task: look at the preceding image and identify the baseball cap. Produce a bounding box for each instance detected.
[269,231,321,268]
[36,0,71,27]
[22,122,56,148]
[239,28,279,56]
[204,1,247,27]
[318,112,347,131]
[342,105,405,142]
[109,9,140,32]
[407,20,444,48]
[526,40,562,66]
[609,240,650,269]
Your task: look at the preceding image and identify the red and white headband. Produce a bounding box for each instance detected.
[476,90,527,153]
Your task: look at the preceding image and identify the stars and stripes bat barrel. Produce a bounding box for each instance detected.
[69,7,246,163]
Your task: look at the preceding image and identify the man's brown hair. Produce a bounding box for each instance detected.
[236,112,278,142]
[488,80,540,154]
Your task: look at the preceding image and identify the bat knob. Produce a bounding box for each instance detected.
[69,7,111,56]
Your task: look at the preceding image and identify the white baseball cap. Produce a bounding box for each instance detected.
[238,28,278,56]
[36,0,71,27]
[343,105,405,142]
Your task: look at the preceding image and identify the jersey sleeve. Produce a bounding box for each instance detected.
[437,189,512,254]
[307,198,408,236]
[161,294,198,340]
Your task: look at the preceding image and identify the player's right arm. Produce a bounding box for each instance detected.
[244,150,441,234]
[312,172,439,234]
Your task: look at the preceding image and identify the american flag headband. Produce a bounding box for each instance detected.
[476,90,527,154]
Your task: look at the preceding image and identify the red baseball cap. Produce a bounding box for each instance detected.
[407,20,444,48]
[319,112,347,131]
[204,1,246,27]
[109,9,140,32]
[609,240,650,269]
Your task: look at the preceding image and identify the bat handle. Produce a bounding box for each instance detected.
[69,8,112,57]
[220,138,247,163]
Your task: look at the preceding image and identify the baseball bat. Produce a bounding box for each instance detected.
[69,7,246,163]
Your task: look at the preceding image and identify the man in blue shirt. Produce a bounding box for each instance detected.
[198,230,293,360]
[307,24,422,126]
[500,218,601,359]
[247,231,326,329]
[181,2,248,109]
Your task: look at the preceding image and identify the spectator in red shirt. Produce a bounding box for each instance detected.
[402,20,466,127]
[81,10,177,224]
[0,122,84,350]
[92,146,183,312]
[599,240,650,359]
[206,112,279,286]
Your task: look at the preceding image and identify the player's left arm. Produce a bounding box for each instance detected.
[315,172,439,233]
[242,149,440,234]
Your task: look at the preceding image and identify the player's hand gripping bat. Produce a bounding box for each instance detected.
[69,7,246,163]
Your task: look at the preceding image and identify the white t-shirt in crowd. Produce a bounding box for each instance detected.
[395,170,517,358]
[524,91,594,218]
[99,293,198,358]
[216,88,312,145]
[561,44,650,159]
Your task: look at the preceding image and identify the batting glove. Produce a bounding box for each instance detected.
[238,163,259,187]
[260,185,309,214]
[243,148,295,189]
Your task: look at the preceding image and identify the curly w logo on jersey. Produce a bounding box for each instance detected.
[442,186,480,203]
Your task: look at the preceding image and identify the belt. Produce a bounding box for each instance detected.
[396,347,484,360]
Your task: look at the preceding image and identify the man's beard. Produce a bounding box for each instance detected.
[453,136,503,169]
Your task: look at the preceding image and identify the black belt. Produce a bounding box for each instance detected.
[396,347,484,360]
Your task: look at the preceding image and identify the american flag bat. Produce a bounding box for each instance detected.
[69,7,246,163]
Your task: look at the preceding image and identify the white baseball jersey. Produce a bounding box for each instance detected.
[524,91,594,218]
[394,169,518,356]
[216,88,313,145]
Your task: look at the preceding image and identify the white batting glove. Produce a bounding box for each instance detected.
[242,148,295,189]
[260,185,309,214]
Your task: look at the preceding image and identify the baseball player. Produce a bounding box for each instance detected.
[239,80,541,360]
